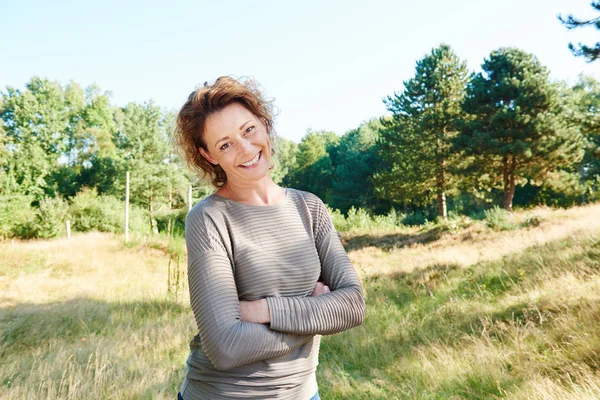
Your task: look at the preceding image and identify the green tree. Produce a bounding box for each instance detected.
[285,129,338,204]
[48,83,118,198]
[114,102,176,233]
[564,74,600,203]
[374,44,470,219]
[270,137,298,184]
[559,1,600,62]
[456,48,585,210]
[0,77,70,197]
[331,119,384,214]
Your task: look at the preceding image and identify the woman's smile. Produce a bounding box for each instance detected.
[239,151,261,168]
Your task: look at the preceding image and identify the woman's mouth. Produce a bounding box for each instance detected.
[239,151,261,168]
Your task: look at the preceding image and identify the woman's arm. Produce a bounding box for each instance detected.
[188,250,314,371]
[263,195,366,336]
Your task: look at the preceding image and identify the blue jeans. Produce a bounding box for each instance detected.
[179,391,319,399]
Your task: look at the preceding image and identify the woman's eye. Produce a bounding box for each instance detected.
[245,126,255,134]
[220,143,231,151]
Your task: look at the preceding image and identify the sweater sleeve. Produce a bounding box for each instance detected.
[265,194,366,335]
[186,206,313,371]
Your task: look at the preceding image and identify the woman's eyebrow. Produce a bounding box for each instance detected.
[215,136,230,148]
[239,119,253,131]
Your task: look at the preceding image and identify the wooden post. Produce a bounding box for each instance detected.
[66,220,71,240]
[125,171,130,243]
[188,185,192,212]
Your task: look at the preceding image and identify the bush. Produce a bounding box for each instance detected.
[68,188,150,235]
[13,197,69,239]
[484,206,516,231]
[0,194,35,239]
[402,211,430,226]
[154,207,187,237]
[328,206,404,232]
[520,214,543,228]
[327,207,349,232]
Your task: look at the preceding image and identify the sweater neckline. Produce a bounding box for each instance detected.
[210,188,290,208]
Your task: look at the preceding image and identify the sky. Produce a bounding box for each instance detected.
[1,0,599,143]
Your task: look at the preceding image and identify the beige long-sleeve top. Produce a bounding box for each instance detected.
[180,188,365,400]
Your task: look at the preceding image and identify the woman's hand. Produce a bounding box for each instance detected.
[239,299,270,324]
[311,281,330,297]
[240,281,330,323]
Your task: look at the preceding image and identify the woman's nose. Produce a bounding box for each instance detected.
[238,137,253,154]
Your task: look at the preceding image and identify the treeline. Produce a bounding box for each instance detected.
[1,45,599,239]
[281,45,600,219]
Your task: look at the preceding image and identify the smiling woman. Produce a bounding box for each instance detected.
[173,76,365,400]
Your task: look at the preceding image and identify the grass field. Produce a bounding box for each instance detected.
[1,203,600,399]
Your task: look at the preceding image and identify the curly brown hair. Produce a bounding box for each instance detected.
[174,76,277,187]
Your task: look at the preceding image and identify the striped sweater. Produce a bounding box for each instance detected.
[180,188,365,400]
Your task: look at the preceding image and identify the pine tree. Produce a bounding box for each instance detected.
[456,48,585,210]
[559,1,600,62]
[374,44,469,219]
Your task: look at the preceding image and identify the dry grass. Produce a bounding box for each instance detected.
[0,232,185,307]
[348,202,600,278]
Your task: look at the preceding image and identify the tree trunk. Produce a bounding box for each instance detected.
[437,163,447,220]
[502,156,517,211]
[581,163,586,205]
[436,133,447,220]
[149,188,158,235]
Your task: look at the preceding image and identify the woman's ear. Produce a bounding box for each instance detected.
[199,147,218,165]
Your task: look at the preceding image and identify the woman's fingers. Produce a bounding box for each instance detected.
[311,281,330,297]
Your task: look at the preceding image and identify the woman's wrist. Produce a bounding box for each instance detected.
[240,299,270,324]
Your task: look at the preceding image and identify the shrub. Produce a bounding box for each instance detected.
[327,207,404,232]
[402,211,429,226]
[0,194,35,239]
[68,188,150,235]
[484,206,516,231]
[520,214,543,228]
[154,207,187,237]
[13,197,68,239]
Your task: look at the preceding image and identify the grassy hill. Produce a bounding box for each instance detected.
[1,204,599,399]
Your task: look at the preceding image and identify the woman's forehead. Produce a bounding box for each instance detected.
[205,103,255,140]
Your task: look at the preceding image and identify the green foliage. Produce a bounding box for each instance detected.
[284,130,339,204]
[375,44,470,218]
[484,206,516,231]
[68,187,150,234]
[270,137,298,184]
[457,47,585,210]
[68,188,124,233]
[328,206,403,232]
[154,207,187,237]
[15,197,69,239]
[559,1,600,62]
[330,119,386,214]
[0,194,35,238]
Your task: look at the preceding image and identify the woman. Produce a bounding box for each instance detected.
[174,76,365,400]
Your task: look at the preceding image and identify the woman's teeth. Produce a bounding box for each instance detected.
[240,152,261,167]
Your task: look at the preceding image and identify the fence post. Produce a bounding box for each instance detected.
[125,171,130,243]
[66,220,71,240]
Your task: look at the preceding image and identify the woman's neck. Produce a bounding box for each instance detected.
[216,177,285,206]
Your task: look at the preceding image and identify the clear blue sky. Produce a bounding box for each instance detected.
[1,0,598,142]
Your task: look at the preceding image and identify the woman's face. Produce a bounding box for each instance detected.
[199,102,272,186]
